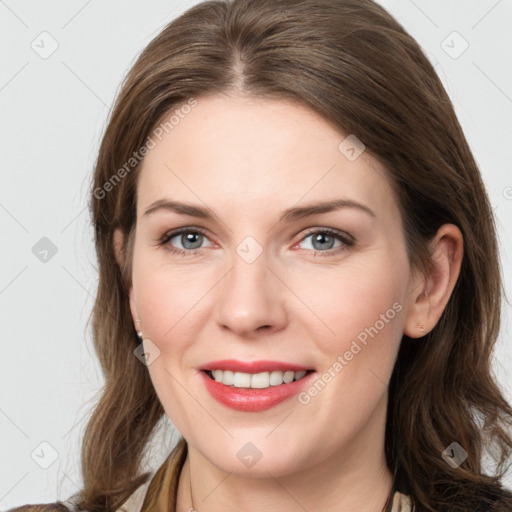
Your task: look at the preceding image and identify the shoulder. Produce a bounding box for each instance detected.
[6,504,71,512]
[488,494,512,511]
[479,486,512,511]
[439,486,512,512]
[5,471,154,512]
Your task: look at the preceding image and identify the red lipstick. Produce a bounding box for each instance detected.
[199,359,316,412]
[199,359,312,373]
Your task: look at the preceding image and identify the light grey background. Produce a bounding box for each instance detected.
[1,0,511,508]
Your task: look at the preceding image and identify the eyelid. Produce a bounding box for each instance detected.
[298,226,355,244]
[159,226,212,247]
[292,227,354,256]
[160,225,209,239]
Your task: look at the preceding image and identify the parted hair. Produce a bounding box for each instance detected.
[10,0,512,511]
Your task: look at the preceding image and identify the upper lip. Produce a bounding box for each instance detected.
[199,359,314,373]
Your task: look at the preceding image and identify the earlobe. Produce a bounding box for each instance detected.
[403,223,463,338]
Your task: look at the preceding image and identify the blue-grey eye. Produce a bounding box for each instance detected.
[310,232,337,250]
[173,231,204,250]
[300,231,344,252]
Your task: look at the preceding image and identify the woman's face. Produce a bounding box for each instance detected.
[125,93,421,477]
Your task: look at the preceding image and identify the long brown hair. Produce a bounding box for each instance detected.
[81,0,512,510]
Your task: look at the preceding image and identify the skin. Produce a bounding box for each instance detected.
[114,93,463,512]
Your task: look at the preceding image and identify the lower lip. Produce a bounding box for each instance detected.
[200,370,316,412]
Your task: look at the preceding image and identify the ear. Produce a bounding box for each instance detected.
[113,227,126,269]
[113,227,140,330]
[403,223,464,338]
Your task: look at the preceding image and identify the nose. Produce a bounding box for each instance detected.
[215,248,288,338]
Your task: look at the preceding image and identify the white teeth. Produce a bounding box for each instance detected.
[233,372,251,387]
[210,369,309,388]
[250,371,269,389]
[269,371,284,386]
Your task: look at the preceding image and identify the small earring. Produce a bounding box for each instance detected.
[417,322,425,333]
[135,319,143,340]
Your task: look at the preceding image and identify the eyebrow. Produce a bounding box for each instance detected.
[143,198,376,221]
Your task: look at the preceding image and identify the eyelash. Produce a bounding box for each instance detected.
[158,227,355,258]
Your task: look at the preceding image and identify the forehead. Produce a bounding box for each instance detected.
[137,94,398,221]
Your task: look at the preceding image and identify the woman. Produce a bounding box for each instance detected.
[10,0,512,510]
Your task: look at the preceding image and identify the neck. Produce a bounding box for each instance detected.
[176,397,393,512]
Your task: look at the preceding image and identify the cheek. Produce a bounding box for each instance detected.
[292,257,406,356]
[294,268,405,432]
[291,262,406,423]
[132,258,212,347]
[132,262,206,430]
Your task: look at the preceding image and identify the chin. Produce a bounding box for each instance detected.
[195,440,309,479]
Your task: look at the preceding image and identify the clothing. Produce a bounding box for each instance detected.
[9,439,413,511]
[62,477,413,511]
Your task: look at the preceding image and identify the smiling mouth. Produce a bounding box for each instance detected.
[203,369,315,389]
